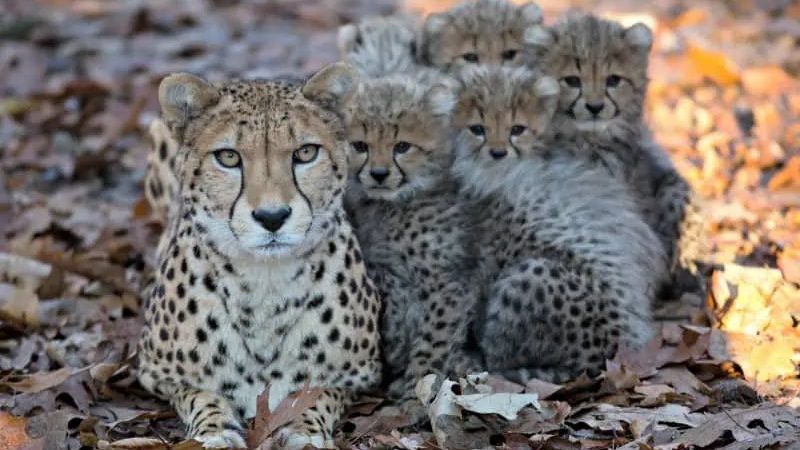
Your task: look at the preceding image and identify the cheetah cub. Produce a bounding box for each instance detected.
[338,15,420,78]
[419,0,543,70]
[453,66,667,383]
[341,72,479,403]
[525,12,706,288]
[137,63,382,449]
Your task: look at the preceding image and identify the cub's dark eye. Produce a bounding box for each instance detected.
[501,49,518,61]
[468,124,486,136]
[213,148,241,168]
[293,144,320,164]
[393,141,411,154]
[510,125,526,136]
[461,53,479,63]
[563,76,582,88]
[606,75,622,87]
[351,141,368,153]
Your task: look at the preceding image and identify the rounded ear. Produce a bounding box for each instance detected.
[422,12,448,38]
[425,82,457,118]
[302,62,359,111]
[533,75,559,116]
[518,2,543,26]
[623,23,653,53]
[158,73,219,137]
[524,25,555,50]
[337,23,362,56]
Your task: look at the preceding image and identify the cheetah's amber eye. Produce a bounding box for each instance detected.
[213,148,241,168]
[351,141,368,153]
[393,141,411,154]
[461,53,479,63]
[606,75,622,87]
[293,144,320,164]
[510,125,526,136]
[563,76,582,88]
[501,49,518,61]
[468,124,486,136]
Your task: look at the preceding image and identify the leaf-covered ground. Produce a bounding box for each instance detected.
[0,0,798,449]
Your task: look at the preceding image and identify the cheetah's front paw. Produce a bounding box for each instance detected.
[193,429,246,449]
[274,428,332,450]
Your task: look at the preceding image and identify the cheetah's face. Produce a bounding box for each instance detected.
[453,66,558,166]
[420,0,542,70]
[344,75,455,201]
[158,64,356,260]
[524,15,652,136]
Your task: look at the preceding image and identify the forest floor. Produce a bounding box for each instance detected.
[0,0,798,449]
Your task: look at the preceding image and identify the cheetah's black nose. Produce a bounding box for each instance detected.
[585,102,605,116]
[489,148,507,159]
[370,167,390,184]
[252,206,292,232]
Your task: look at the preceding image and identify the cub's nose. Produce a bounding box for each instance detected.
[585,102,605,116]
[252,206,292,232]
[370,167,390,184]
[489,148,508,159]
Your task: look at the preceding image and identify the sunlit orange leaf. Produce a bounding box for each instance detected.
[0,412,44,450]
[742,65,794,97]
[686,43,741,86]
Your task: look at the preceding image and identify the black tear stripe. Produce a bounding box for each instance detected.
[292,160,314,234]
[392,151,407,186]
[605,88,620,118]
[567,88,582,117]
[228,157,245,240]
[356,150,370,182]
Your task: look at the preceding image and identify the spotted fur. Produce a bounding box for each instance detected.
[137,64,382,449]
[453,66,668,383]
[341,71,479,414]
[524,11,706,283]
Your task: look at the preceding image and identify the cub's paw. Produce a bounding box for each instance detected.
[193,429,246,449]
[274,428,332,449]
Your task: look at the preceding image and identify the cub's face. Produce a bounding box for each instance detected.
[159,65,356,260]
[343,75,455,201]
[453,67,558,168]
[525,13,652,136]
[421,0,542,70]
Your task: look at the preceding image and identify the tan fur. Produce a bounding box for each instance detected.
[452,66,558,169]
[421,0,543,70]
[138,65,382,448]
[343,71,456,200]
[524,11,651,146]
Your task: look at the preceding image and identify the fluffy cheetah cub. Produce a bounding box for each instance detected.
[137,64,382,449]
[338,15,420,77]
[420,0,543,70]
[341,72,479,402]
[525,12,705,284]
[453,66,667,383]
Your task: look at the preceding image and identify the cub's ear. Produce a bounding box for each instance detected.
[518,2,543,26]
[337,23,362,55]
[532,75,560,116]
[425,81,457,118]
[158,73,219,137]
[419,12,448,63]
[524,25,556,52]
[302,62,359,111]
[623,23,653,53]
